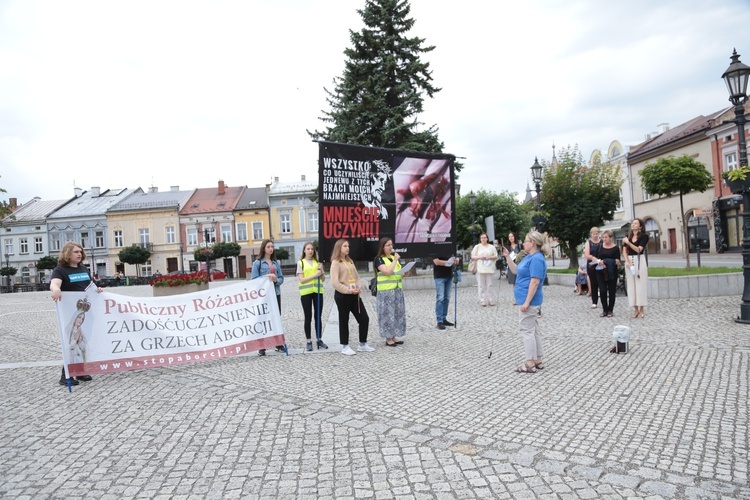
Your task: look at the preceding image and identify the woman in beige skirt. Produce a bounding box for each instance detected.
[621,218,649,318]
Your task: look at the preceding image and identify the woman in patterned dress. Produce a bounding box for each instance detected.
[374,237,406,347]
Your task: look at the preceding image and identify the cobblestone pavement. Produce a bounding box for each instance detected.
[1,275,748,499]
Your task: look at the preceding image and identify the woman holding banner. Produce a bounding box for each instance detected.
[50,241,101,387]
[296,241,327,351]
[251,239,285,356]
[330,239,373,356]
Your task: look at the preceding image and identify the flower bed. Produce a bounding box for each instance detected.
[150,271,209,288]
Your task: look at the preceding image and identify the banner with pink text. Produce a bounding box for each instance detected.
[55,279,285,377]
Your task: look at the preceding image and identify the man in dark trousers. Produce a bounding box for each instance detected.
[432,254,455,330]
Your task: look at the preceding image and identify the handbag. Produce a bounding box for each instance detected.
[369,276,377,296]
[467,259,477,274]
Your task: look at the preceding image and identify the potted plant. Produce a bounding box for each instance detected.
[722,165,750,193]
[150,270,209,297]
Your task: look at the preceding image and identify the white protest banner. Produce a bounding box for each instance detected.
[55,279,284,376]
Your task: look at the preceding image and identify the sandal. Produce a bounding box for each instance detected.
[600,313,607,318]
[535,362,544,370]
[515,363,537,374]
[607,313,613,318]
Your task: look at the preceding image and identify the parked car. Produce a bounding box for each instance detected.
[209,269,228,280]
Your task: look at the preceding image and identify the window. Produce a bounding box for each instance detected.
[307,211,319,232]
[280,214,291,234]
[252,221,263,240]
[142,259,152,276]
[139,229,150,245]
[34,237,43,253]
[236,222,248,241]
[724,152,738,173]
[187,228,198,246]
[221,224,232,242]
[166,226,175,244]
[4,239,12,256]
[80,231,89,249]
[95,231,104,248]
[642,186,652,201]
[114,230,123,248]
[20,238,28,254]
[616,189,623,211]
[51,234,61,251]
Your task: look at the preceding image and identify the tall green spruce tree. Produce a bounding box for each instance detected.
[310,0,452,160]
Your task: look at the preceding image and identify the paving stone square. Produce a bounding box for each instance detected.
[0,274,748,498]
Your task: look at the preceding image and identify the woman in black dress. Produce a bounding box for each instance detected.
[583,227,602,309]
[594,230,621,318]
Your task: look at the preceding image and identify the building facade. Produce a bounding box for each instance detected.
[627,114,722,255]
[266,176,319,265]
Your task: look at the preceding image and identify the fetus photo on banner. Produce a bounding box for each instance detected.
[318,141,457,261]
[54,279,285,377]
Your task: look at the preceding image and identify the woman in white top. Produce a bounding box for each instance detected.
[471,233,499,306]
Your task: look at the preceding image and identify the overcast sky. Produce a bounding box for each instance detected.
[1,0,749,206]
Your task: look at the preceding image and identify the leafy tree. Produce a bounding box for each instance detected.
[0,175,13,225]
[541,145,622,268]
[0,266,18,285]
[275,247,290,262]
[309,0,460,171]
[36,256,58,270]
[212,242,241,259]
[640,155,713,268]
[118,245,151,277]
[455,190,529,250]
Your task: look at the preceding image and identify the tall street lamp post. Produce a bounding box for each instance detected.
[531,157,543,209]
[722,48,750,323]
[3,251,9,286]
[469,191,477,244]
[196,222,214,282]
[530,157,547,231]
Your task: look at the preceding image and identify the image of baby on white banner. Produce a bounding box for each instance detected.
[55,279,285,377]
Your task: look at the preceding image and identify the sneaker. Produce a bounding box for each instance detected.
[258,349,266,356]
[275,346,286,352]
[306,341,313,352]
[481,301,487,307]
[76,375,93,382]
[316,339,329,350]
[357,343,375,352]
[437,322,446,330]
[489,302,496,306]
[59,378,80,386]
[341,345,357,356]
[442,319,454,327]
[591,304,597,309]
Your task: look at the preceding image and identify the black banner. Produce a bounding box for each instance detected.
[318,141,456,262]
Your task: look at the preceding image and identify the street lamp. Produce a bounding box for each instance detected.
[722,48,750,323]
[469,191,477,244]
[531,157,543,209]
[195,221,214,282]
[530,157,547,231]
[3,252,9,286]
